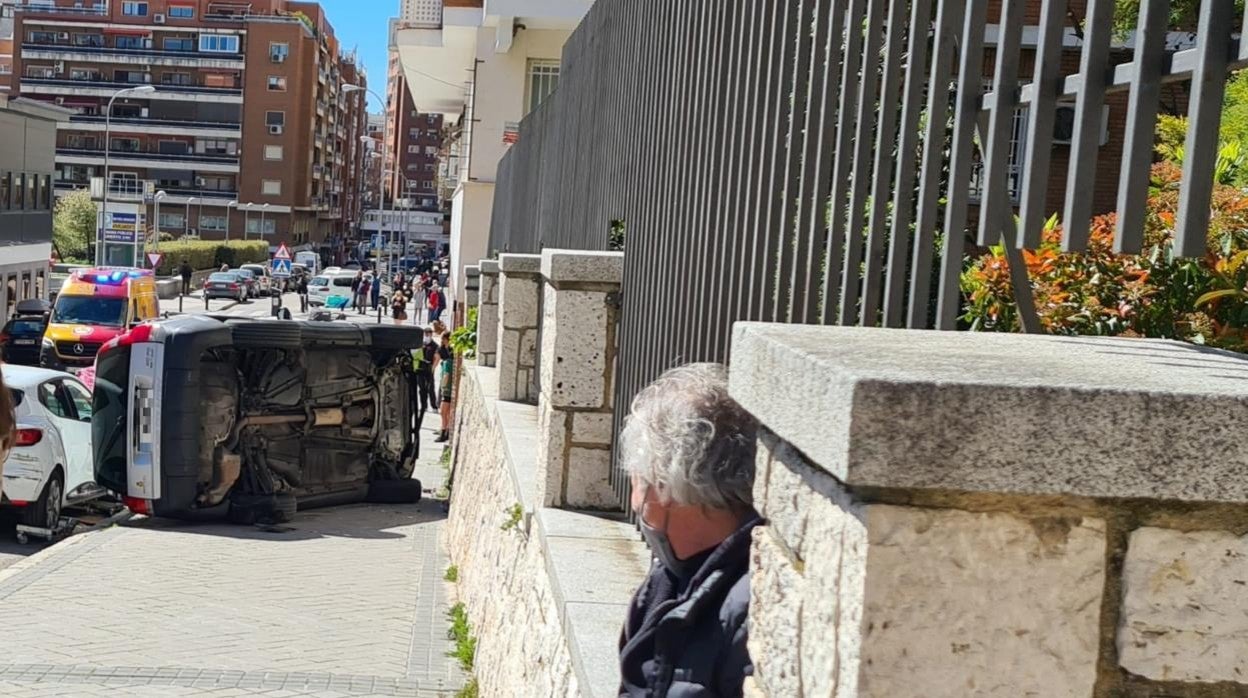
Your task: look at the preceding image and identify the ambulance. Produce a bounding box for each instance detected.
[39,268,159,372]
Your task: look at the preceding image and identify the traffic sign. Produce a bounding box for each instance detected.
[271,258,293,278]
[147,253,163,269]
[274,243,292,261]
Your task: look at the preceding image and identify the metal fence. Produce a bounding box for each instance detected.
[487,0,1248,508]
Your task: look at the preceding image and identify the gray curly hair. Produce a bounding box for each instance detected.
[619,363,758,512]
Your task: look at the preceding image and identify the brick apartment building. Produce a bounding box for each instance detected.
[384,49,439,211]
[4,0,369,254]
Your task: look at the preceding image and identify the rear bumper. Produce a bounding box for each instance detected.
[1,344,41,365]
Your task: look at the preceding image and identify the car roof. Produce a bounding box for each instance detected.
[2,364,78,388]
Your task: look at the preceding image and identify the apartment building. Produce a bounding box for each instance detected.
[392,0,593,302]
[0,92,68,317]
[0,1,15,91]
[383,49,439,211]
[6,0,368,263]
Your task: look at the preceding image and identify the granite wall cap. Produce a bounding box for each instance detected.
[499,253,542,274]
[729,323,1248,503]
[465,265,481,278]
[541,249,624,285]
[480,260,500,274]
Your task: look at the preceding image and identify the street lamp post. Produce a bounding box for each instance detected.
[343,83,388,279]
[260,203,271,242]
[100,84,156,264]
[151,190,167,267]
[225,200,237,240]
[185,197,196,238]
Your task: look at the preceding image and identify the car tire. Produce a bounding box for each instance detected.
[273,492,297,523]
[21,470,63,529]
[366,478,422,504]
[227,492,290,525]
[230,320,302,348]
[368,325,425,351]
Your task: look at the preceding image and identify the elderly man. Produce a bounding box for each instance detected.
[617,363,761,697]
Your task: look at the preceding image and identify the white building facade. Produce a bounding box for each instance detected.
[392,0,592,306]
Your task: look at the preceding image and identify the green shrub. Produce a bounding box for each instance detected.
[447,602,477,673]
[444,565,459,583]
[150,240,270,275]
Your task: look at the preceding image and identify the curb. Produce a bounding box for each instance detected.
[0,526,126,599]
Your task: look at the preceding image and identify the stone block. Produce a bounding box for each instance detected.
[541,249,624,286]
[519,328,537,368]
[565,447,615,510]
[498,330,520,401]
[1119,527,1248,683]
[535,402,568,507]
[858,506,1106,696]
[730,323,1248,503]
[749,527,804,697]
[543,289,611,409]
[500,275,539,330]
[480,259,500,274]
[571,413,614,445]
[499,253,542,275]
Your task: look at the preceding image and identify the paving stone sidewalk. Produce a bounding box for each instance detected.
[0,419,463,697]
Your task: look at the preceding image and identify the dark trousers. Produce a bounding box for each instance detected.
[416,372,438,424]
[181,277,192,295]
[430,307,442,323]
[299,293,308,313]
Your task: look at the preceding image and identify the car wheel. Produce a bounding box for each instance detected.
[230,320,302,348]
[273,492,297,523]
[21,470,62,529]
[366,478,422,504]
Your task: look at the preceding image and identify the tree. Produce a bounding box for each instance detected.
[53,188,95,263]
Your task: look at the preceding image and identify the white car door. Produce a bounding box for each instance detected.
[57,380,95,495]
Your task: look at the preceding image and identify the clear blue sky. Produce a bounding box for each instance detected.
[318,0,395,113]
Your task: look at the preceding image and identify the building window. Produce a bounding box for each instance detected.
[264,145,283,161]
[24,65,54,79]
[267,76,287,91]
[72,33,104,48]
[406,164,418,171]
[270,42,289,62]
[409,128,419,139]
[115,35,147,50]
[246,218,276,235]
[24,174,35,210]
[424,146,436,155]
[168,5,194,18]
[261,180,281,196]
[28,30,59,44]
[0,172,9,211]
[424,164,434,172]
[122,1,148,16]
[426,114,436,124]
[161,72,192,86]
[11,173,22,209]
[198,34,240,53]
[266,111,285,127]
[110,137,140,153]
[423,181,434,191]
[158,212,186,230]
[200,214,226,231]
[196,139,236,155]
[164,36,194,51]
[407,145,418,154]
[200,175,233,192]
[70,68,99,82]
[527,60,560,114]
[66,135,97,150]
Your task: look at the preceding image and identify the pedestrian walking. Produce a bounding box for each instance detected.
[616,363,761,698]
[351,271,364,313]
[391,290,408,325]
[428,283,444,324]
[434,332,454,443]
[220,263,229,273]
[297,274,309,313]
[361,276,372,311]
[371,273,382,311]
[179,259,193,296]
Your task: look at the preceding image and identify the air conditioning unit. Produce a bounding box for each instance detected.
[54,96,64,105]
[153,13,166,24]
[271,52,285,63]
[57,32,69,40]
[269,124,283,135]
[195,177,206,187]
[54,61,64,73]
[140,107,149,117]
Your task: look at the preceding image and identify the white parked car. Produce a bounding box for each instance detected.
[239,264,274,296]
[307,275,331,307]
[2,365,103,528]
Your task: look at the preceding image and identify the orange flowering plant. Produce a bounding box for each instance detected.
[961,162,1248,352]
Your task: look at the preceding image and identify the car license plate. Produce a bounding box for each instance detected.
[214,283,227,288]
[13,339,35,345]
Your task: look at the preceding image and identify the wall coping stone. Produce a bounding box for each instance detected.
[461,365,649,696]
[729,323,1248,503]
[465,265,481,277]
[499,253,543,274]
[541,249,625,285]
[480,259,500,274]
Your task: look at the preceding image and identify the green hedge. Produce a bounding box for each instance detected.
[150,240,270,276]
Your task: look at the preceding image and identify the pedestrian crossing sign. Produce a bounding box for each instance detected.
[271,258,293,278]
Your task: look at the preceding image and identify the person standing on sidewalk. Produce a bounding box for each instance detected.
[297,273,309,313]
[351,271,364,313]
[428,283,444,324]
[434,331,454,443]
[412,327,439,427]
[391,290,408,325]
[617,363,761,698]
[371,273,382,311]
[179,260,193,296]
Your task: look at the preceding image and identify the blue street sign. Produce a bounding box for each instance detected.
[371,234,386,249]
[271,258,293,278]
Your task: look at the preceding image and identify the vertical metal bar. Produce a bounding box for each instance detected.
[1060,0,1113,252]
[882,0,933,328]
[907,0,958,329]
[860,0,912,326]
[976,0,1024,247]
[694,1,733,360]
[778,0,821,323]
[796,1,846,325]
[822,0,867,324]
[1016,0,1067,249]
[1176,0,1235,258]
[677,0,712,360]
[934,0,989,330]
[837,0,887,325]
[1113,0,1168,254]
[734,0,775,326]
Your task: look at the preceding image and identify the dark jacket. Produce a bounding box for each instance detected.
[179,263,192,280]
[619,515,760,697]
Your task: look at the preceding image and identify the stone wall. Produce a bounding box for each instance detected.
[731,324,1248,697]
[496,254,541,402]
[477,260,499,367]
[445,365,578,698]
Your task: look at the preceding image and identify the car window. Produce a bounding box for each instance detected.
[8,318,44,333]
[38,381,72,419]
[209,273,237,282]
[8,389,23,408]
[63,380,93,423]
[310,276,328,286]
[332,276,354,287]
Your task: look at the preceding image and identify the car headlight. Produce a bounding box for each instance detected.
[41,337,54,349]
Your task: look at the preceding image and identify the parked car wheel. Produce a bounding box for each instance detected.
[21,470,62,529]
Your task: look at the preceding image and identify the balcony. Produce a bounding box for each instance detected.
[56,147,241,174]
[23,77,243,103]
[21,41,245,70]
[14,4,108,17]
[64,114,242,139]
